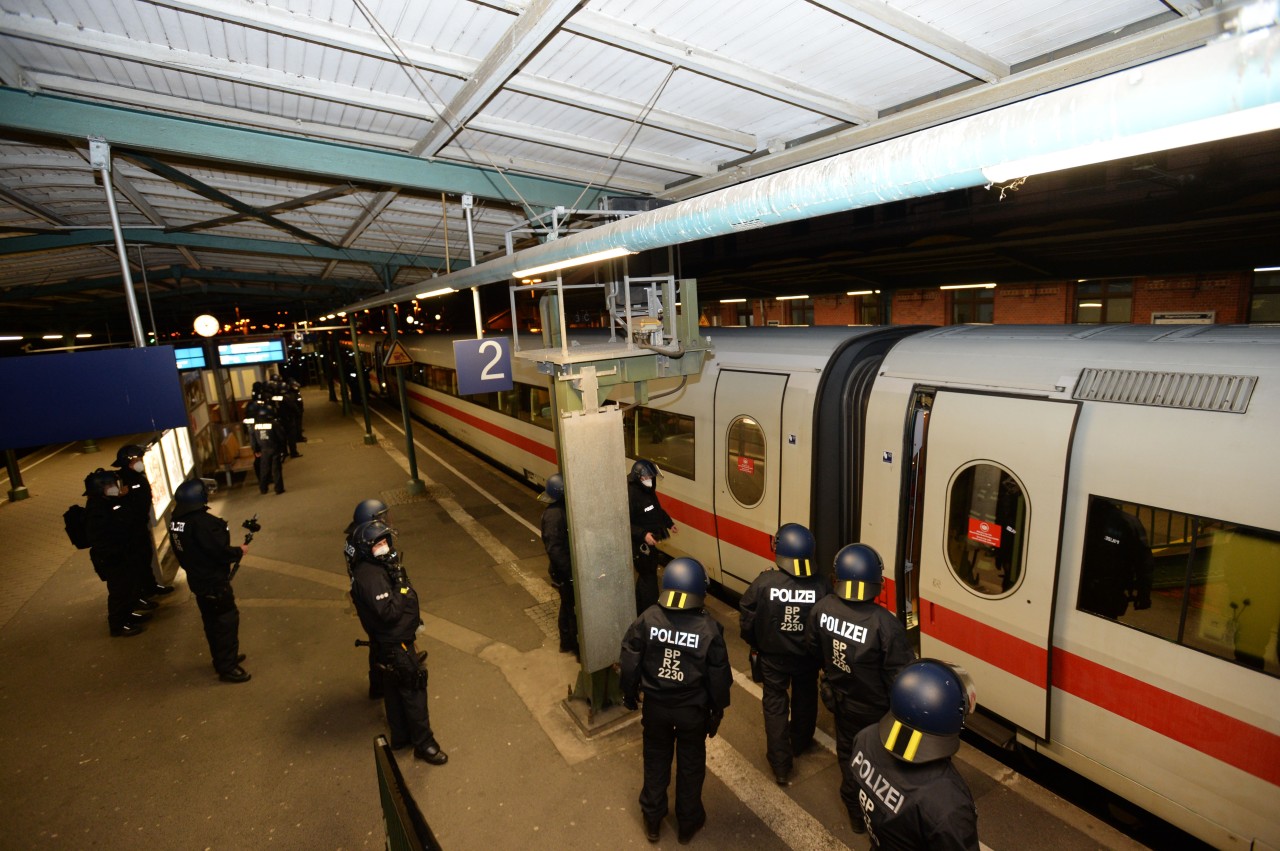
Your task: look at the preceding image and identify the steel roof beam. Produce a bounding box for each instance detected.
[0,228,447,269]
[0,87,608,211]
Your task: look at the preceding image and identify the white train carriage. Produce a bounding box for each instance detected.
[359,323,1279,848]
[860,324,1280,850]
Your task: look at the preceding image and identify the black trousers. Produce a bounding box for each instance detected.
[759,653,820,776]
[834,695,882,814]
[556,579,578,651]
[103,568,136,630]
[378,642,435,751]
[196,585,241,673]
[639,701,708,828]
[634,550,660,614]
[257,449,284,493]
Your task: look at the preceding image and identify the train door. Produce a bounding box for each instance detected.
[914,390,1077,738]
[714,371,787,587]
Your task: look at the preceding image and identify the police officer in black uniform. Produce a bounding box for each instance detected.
[349,520,447,766]
[344,498,391,699]
[739,522,829,785]
[850,659,979,849]
[1078,497,1154,619]
[112,444,174,604]
[84,468,149,637]
[268,377,302,458]
[248,386,286,494]
[627,458,677,615]
[539,472,578,655]
[806,543,914,832]
[169,479,251,683]
[620,557,731,844]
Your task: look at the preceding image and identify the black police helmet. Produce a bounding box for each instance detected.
[83,468,119,497]
[356,520,397,562]
[833,543,883,602]
[538,473,565,504]
[628,458,660,483]
[878,659,976,764]
[352,498,389,525]
[659,557,707,610]
[174,479,208,506]
[774,523,815,577]
[112,444,145,468]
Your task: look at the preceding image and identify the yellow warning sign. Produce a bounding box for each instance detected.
[383,341,414,368]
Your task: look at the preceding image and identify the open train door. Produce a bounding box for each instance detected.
[916,390,1078,739]
[713,370,787,588]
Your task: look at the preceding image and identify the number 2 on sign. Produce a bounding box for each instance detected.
[479,339,506,381]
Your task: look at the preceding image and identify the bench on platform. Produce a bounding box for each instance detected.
[218,430,256,488]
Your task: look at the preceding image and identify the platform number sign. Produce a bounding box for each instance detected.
[454,337,513,396]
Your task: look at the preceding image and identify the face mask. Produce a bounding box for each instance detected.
[105,485,121,497]
[130,460,145,474]
[372,540,391,558]
[641,478,654,488]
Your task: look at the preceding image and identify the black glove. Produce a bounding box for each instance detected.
[1134,592,1151,610]
[819,674,837,714]
[623,695,638,711]
[748,649,763,684]
[706,707,723,738]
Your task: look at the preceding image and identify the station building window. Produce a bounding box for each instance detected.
[1078,495,1279,678]
[852,292,881,325]
[1250,271,1280,322]
[1075,280,1132,323]
[950,287,994,324]
[945,463,1026,596]
[725,415,767,506]
[623,406,696,480]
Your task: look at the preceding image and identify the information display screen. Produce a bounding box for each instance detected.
[174,346,207,370]
[216,339,285,366]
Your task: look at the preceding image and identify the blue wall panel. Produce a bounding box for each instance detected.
[0,347,188,449]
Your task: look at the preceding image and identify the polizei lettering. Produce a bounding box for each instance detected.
[819,612,868,644]
[768,587,816,603]
[851,750,905,814]
[650,626,700,648]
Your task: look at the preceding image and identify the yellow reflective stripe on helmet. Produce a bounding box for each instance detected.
[843,580,853,599]
[903,729,923,762]
[857,581,865,600]
[886,720,902,750]
[666,591,686,608]
[802,558,811,577]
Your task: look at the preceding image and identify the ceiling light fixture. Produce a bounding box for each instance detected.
[1255,265,1280,272]
[511,247,635,278]
[0,335,22,341]
[415,287,456,299]
[845,290,881,296]
[1078,302,1103,308]
[982,102,1280,183]
[76,333,92,338]
[42,334,63,340]
[719,298,747,303]
[939,283,997,290]
[776,294,810,301]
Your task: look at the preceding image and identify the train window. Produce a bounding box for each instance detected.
[1078,497,1280,678]
[725,415,766,505]
[945,463,1026,596]
[523,384,553,430]
[428,366,457,395]
[623,407,696,480]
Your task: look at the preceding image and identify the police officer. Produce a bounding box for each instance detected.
[349,520,447,766]
[1079,497,1154,619]
[169,479,250,683]
[84,468,149,637]
[248,386,286,494]
[539,473,578,655]
[850,659,979,849]
[286,378,306,443]
[269,377,302,458]
[620,558,730,844]
[112,444,174,603]
[344,498,391,699]
[806,543,914,832]
[627,458,677,615]
[739,523,829,785]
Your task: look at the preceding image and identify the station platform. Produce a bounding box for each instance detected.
[0,388,1152,850]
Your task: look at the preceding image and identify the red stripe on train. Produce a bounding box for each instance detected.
[1052,647,1280,787]
[920,600,1048,685]
[407,389,559,464]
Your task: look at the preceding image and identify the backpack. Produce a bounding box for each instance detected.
[63,504,90,549]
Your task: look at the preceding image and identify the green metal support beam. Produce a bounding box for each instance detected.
[0,228,447,269]
[0,88,614,211]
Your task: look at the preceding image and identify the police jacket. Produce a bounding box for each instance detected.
[168,503,242,594]
[117,467,152,529]
[85,494,131,573]
[619,606,731,711]
[628,479,673,550]
[540,500,572,584]
[740,568,829,657]
[806,595,914,718]
[350,556,422,644]
[249,417,284,453]
[850,725,979,851]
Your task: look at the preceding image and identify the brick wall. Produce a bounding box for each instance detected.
[994,284,1073,323]
[891,289,948,325]
[1136,272,1248,323]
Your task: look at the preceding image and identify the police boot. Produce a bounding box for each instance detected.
[134,597,159,611]
[644,816,661,843]
[218,666,251,684]
[677,814,705,844]
[414,742,447,765]
[127,610,153,624]
[149,583,175,596]
[110,622,145,637]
